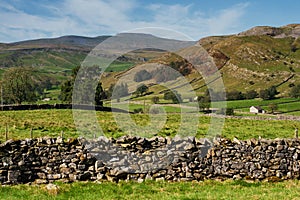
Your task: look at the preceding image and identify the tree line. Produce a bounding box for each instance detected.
[1,66,300,106]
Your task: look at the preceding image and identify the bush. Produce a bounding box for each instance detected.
[290,84,300,98]
[133,108,143,114]
[227,90,244,100]
[245,90,258,99]
[164,90,182,104]
[152,96,159,104]
[217,108,234,115]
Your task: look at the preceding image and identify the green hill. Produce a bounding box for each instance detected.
[1,25,300,99]
[199,24,300,96]
[103,24,300,98]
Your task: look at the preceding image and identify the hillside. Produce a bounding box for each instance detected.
[104,24,300,98]
[0,34,192,84]
[1,24,300,98]
[198,24,300,96]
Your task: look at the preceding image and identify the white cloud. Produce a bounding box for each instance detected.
[207,3,250,36]
[0,0,249,42]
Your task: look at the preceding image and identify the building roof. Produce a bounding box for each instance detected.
[251,106,264,110]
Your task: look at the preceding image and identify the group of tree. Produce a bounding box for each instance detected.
[226,86,280,101]
[259,86,279,100]
[135,84,149,96]
[60,66,106,106]
[163,89,182,103]
[0,67,54,104]
[226,90,258,101]
[134,67,181,83]
[290,84,300,98]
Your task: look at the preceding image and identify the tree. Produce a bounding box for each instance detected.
[245,90,258,99]
[60,66,105,106]
[95,82,106,106]
[1,67,38,104]
[60,79,73,103]
[136,84,149,96]
[164,90,182,104]
[259,86,279,100]
[290,84,300,98]
[152,96,159,104]
[259,89,270,100]
[268,103,278,114]
[197,95,211,111]
[227,90,244,100]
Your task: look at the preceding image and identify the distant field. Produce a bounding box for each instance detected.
[0,109,299,142]
[105,61,135,72]
[1,180,300,200]
[199,98,300,115]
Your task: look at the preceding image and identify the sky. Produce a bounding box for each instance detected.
[0,0,299,43]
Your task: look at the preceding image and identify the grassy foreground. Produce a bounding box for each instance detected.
[2,180,300,200]
[0,109,299,141]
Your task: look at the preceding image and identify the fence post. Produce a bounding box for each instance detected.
[295,128,299,139]
[60,131,64,138]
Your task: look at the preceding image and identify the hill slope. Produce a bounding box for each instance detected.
[198,24,300,96]
[0,34,193,84]
[107,24,300,98]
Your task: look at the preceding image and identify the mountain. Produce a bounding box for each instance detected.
[102,24,300,98]
[1,24,300,98]
[0,35,111,51]
[0,34,193,84]
[197,24,300,96]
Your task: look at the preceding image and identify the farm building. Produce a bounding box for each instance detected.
[250,106,265,114]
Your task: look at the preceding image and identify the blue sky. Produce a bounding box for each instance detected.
[0,0,299,42]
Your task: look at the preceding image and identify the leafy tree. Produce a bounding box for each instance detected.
[217,108,234,115]
[259,89,270,100]
[268,103,278,114]
[1,67,38,104]
[136,84,149,96]
[227,90,244,100]
[152,96,159,104]
[245,90,258,99]
[290,84,300,98]
[60,79,74,103]
[164,90,182,104]
[197,95,211,111]
[259,86,279,100]
[95,82,106,105]
[60,66,104,106]
[226,108,235,116]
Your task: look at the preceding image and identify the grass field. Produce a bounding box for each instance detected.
[0,106,299,199]
[0,109,299,142]
[184,98,300,115]
[2,180,300,200]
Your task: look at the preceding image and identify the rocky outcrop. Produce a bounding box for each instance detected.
[0,136,300,185]
[237,24,300,38]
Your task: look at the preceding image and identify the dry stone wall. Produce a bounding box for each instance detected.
[0,136,300,184]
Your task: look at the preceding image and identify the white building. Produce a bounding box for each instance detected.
[250,106,265,114]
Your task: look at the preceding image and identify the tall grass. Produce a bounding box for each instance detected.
[0,109,299,142]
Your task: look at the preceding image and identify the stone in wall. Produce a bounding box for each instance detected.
[0,136,300,184]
